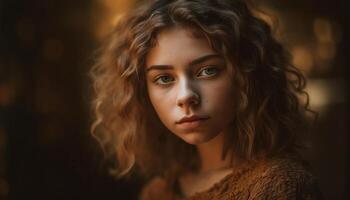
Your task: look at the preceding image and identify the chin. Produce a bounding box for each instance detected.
[179,132,218,145]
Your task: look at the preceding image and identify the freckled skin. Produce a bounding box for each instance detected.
[145,26,235,145]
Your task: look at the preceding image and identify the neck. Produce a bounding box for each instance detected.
[195,132,232,173]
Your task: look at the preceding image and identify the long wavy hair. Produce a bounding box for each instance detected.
[90,0,314,182]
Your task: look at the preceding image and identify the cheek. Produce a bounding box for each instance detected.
[202,78,234,108]
[147,86,174,121]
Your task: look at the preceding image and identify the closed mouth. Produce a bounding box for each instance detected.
[176,115,210,124]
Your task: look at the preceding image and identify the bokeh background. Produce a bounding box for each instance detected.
[0,0,348,199]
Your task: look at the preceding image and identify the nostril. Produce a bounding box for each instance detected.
[176,92,200,107]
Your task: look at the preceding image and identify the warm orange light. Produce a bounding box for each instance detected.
[314,18,334,43]
[93,0,136,39]
[291,46,314,74]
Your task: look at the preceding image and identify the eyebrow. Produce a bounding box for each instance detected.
[146,53,222,73]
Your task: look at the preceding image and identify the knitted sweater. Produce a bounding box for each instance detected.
[140,156,323,200]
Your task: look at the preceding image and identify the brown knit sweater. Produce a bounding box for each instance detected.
[140,156,322,200]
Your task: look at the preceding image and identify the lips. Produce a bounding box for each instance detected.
[176,115,209,129]
[176,115,209,124]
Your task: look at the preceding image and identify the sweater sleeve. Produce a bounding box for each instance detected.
[248,161,323,200]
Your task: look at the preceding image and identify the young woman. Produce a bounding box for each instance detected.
[91,0,322,199]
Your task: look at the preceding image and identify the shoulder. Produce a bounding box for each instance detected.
[139,177,179,200]
[248,155,323,199]
[258,155,314,182]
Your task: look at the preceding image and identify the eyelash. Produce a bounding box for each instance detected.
[152,66,220,85]
[197,66,220,77]
[153,74,175,85]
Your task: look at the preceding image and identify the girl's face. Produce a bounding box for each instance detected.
[145,26,235,145]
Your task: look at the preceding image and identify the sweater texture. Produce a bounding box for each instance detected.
[140,155,323,200]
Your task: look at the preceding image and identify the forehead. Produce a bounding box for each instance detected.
[146,26,216,67]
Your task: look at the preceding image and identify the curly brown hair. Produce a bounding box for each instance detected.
[90,0,314,182]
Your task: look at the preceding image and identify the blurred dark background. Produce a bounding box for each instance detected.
[0,0,348,199]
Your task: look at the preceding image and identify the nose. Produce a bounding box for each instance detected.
[176,78,200,108]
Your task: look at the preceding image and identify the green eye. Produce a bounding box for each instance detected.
[154,75,174,85]
[198,67,219,77]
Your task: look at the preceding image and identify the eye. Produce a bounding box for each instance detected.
[197,66,219,77]
[154,75,175,85]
